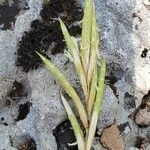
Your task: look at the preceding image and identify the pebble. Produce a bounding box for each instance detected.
[100,124,124,150]
[135,109,150,126]
[142,0,150,6]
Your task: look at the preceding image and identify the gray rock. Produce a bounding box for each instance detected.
[28,67,67,129]
[14,0,43,39]
[0,31,17,106]
[115,79,137,125]
[97,86,118,133]
[0,0,43,106]
[16,107,58,150]
[135,109,150,126]
[92,137,107,150]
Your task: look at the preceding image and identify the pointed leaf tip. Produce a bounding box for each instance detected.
[36,51,47,62]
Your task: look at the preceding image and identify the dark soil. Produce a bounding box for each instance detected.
[15,102,32,122]
[140,90,150,109]
[118,122,131,133]
[141,48,149,58]
[18,138,36,150]
[0,117,8,126]
[105,75,118,98]
[134,136,144,149]
[124,92,136,110]
[53,120,77,150]
[105,62,125,98]
[5,81,27,106]
[0,0,20,30]
[16,0,83,72]
[0,0,28,30]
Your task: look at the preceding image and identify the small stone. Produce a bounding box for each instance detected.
[134,64,150,95]
[142,0,150,6]
[146,98,150,110]
[135,109,150,126]
[100,124,125,150]
[146,100,150,108]
[140,139,150,150]
[97,86,118,133]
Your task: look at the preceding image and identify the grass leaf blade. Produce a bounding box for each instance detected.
[81,0,93,74]
[87,2,99,88]
[61,94,85,150]
[37,52,88,129]
[86,59,106,150]
[60,19,88,98]
[87,66,97,117]
[59,19,74,56]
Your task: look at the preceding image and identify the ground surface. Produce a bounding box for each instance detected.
[0,0,150,150]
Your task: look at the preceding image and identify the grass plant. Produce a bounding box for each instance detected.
[37,1,106,149]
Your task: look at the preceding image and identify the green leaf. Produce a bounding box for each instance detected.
[37,52,88,129]
[86,59,106,150]
[59,19,88,98]
[87,2,99,88]
[87,66,97,118]
[61,94,85,150]
[81,0,93,74]
[59,19,75,56]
